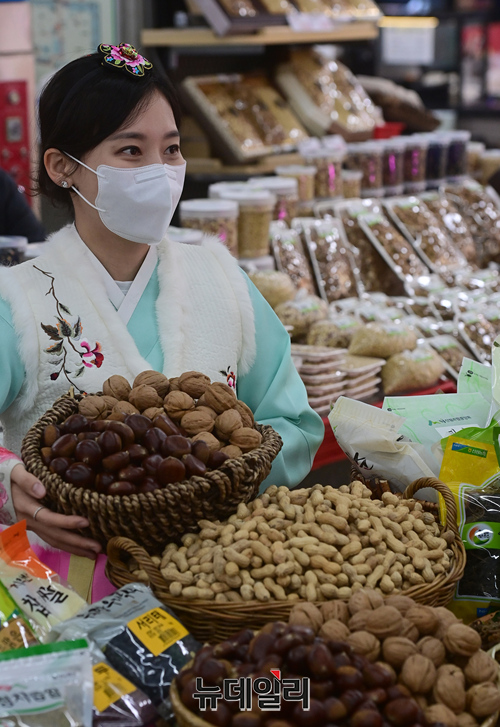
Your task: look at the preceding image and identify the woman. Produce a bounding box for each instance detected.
[0,44,324,598]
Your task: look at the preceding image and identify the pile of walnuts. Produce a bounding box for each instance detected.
[289,592,500,726]
[79,370,261,457]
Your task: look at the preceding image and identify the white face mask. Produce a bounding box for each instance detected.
[65,153,186,245]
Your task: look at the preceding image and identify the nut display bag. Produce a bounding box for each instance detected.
[0,639,93,727]
[49,583,200,720]
[0,521,86,641]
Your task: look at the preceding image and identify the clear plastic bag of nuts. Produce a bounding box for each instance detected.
[270,223,316,293]
[446,180,500,267]
[457,311,497,365]
[421,191,477,266]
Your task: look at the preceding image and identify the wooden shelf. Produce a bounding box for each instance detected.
[141,22,379,48]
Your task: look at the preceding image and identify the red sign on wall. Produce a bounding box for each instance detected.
[0,79,31,204]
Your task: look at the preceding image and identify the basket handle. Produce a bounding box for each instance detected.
[402,477,459,536]
[107,536,165,590]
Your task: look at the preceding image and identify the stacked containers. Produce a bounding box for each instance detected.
[302,148,345,200]
[345,141,384,198]
[217,187,276,259]
[341,170,363,199]
[248,176,299,223]
[179,199,239,257]
[440,130,471,181]
[381,138,406,196]
[403,135,429,193]
[422,133,450,189]
[274,165,317,206]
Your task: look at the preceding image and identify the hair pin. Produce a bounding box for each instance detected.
[98,43,153,77]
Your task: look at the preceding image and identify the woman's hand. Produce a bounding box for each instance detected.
[11,464,102,559]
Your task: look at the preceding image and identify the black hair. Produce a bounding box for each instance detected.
[37,50,181,211]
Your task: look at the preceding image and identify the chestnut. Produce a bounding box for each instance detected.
[143,454,163,476]
[248,633,276,663]
[286,625,316,645]
[310,679,334,700]
[287,645,310,674]
[324,696,348,722]
[292,698,326,727]
[336,665,364,692]
[162,435,191,459]
[107,421,135,448]
[153,414,180,437]
[157,456,186,486]
[207,450,229,470]
[118,465,145,484]
[96,472,115,493]
[183,453,207,477]
[180,677,199,713]
[202,702,232,727]
[307,642,337,680]
[231,715,262,727]
[386,686,411,702]
[41,447,53,466]
[43,424,60,447]
[191,439,210,464]
[64,462,95,489]
[198,658,228,687]
[63,413,89,434]
[124,414,151,442]
[340,689,365,715]
[363,664,395,690]
[102,451,130,472]
[367,689,388,706]
[51,433,78,458]
[193,644,215,672]
[78,432,100,441]
[138,478,159,493]
[107,481,136,496]
[143,427,167,454]
[127,444,148,465]
[75,440,102,468]
[351,709,384,727]
[89,420,112,432]
[98,431,122,457]
[384,698,420,727]
[49,457,72,477]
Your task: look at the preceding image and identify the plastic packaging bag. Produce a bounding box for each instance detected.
[0,580,36,652]
[0,639,93,727]
[0,522,85,641]
[348,322,417,358]
[275,292,328,342]
[49,583,200,721]
[381,346,446,395]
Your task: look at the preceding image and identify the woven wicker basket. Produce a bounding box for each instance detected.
[21,392,283,554]
[106,477,466,643]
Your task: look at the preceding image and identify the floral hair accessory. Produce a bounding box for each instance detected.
[98,43,153,77]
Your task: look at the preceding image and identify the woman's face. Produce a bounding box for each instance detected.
[71,90,183,211]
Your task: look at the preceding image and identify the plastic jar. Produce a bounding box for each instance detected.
[248,176,299,223]
[467,141,485,179]
[303,150,344,199]
[238,255,275,273]
[381,138,406,196]
[274,165,316,203]
[346,141,384,198]
[403,135,429,193]
[0,236,27,266]
[208,181,252,199]
[422,133,449,188]
[179,199,239,256]
[480,149,500,185]
[441,130,471,180]
[341,170,363,199]
[218,188,275,259]
[167,226,203,245]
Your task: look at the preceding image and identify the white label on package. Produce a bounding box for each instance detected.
[382,26,435,66]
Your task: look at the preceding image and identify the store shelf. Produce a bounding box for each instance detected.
[312,379,458,471]
[141,23,380,48]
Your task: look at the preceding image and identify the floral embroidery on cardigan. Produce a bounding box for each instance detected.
[35,266,104,390]
[220,365,236,390]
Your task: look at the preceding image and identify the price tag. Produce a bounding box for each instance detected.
[382,26,436,66]
[93,662,135,714]
[128,607,188,657]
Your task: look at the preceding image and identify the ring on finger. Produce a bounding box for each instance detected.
[33,506,46,522]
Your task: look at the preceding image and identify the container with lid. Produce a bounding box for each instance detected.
[381,138,405,196]
[167,226,203,245]
[467,140,485,179]
[219,188,275,259]
[274,165,316,203]
[179,198,239,257]
[302,149,345,200]
[248,176,299,223]
[422,133,449,189]
[439,130,471,181]
[403,135,429,193]
[341,170,363,199]
[480,149,500,185]
[346,141,383,198]
[208,181,252,199]
[0,236,27,266]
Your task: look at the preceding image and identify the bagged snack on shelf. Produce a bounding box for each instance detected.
[406,295,442,319]
[457,267,500,293]
[349,321,418,358]
[50,583,199,720]
[458,311,496,364]
[0,521,85,642]
[270,224,316,293]
[306,315,360,348]
[0,639,93,727]
[420,190,477,265]
[408,314,441,337]
[427,333,472,378]
[248,269,295,309]
[446,180,500,266]
[381,345,446,395]
[275,292,328,341]
[218,0,258,17]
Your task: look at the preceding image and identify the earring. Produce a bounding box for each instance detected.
[60,180,69,188]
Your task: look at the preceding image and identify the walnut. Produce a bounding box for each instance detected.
[181,409,215,436]
[363,589,384,610]
[129,384,163,412]
[434,606,460,640]
[444,624,482,657]
[437,664,466,688]
[107,411,126,422]
[112,401,140,417]
[234,400,255,428]
[406,605,440,636]
[101,395,119,411]
[133,370,170,398]
[103,375,131,400]
[215,410,243,441]
[456,714,478,727]
[142,407,165,420]
[348,609,372,632]
[78,395,108,420]
[381,636,417,669]
[179,371,211,399]
[318,619,350,642]
[192,432,221,452]
[400,654,436,694]
[164,391,196,421]
[288,602,323,633]
[384,594,415,615]
[321,600,349,625]
[400,618,420,643]
[347,631,380,662]
[220,445,243,459]
[230,427,262,453]
[196,406,218,421]
[348,590,376,615]
[464,650,498,685]
[434,672,466,714]
[364,606,403,639]
[417,636,446,667]
[169,377,181,391]
[204,382,237,414]
[425,704,458,727]
[467,682,500,718]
